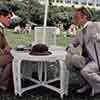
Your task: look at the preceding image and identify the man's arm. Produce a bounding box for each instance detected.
[3,34,11,54]
[66,32,80,55]
[66,32,80,51]
[93,22,100,42]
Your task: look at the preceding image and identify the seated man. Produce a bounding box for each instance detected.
[0,4,13,90]
[65,6,100,96]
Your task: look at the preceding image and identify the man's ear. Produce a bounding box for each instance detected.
[0,15,4,20]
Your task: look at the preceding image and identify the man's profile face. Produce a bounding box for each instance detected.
[0,14,12,27]
[73,11,87,26]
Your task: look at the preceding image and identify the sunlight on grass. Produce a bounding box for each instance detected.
[5,29,33,48]
[5,29,70,48]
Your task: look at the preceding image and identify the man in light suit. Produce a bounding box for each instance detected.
[65,6,100,95]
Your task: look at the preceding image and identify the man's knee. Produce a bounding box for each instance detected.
[65,54,81,71]
[71,55,85,69]
[81,61,98,78]
[72,55,84,64]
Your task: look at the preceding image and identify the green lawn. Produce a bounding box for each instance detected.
[1,29,100,100]
[5,29,71,48]
[5,29,33,48]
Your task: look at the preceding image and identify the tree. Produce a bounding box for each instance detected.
[14,0,100,28]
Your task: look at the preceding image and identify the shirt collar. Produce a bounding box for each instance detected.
[83,21,92,28]
[0,23,5,29]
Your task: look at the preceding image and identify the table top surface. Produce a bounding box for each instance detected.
[11,47,67,61]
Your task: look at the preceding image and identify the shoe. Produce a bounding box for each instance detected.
[76,85,90,94]
[91,89,100,97]
[93,92,100,97]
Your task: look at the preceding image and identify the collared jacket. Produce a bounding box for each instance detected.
[0,23,10,55]
[70,22,100,65]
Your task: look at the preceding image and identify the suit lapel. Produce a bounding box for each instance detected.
[84,26,91,45]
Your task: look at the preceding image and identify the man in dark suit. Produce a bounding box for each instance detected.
[66,6,100,96]
[0,4,13,91]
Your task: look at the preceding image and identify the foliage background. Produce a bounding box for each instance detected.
[1,0,100,27]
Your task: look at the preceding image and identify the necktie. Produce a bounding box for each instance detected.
[81,27,93,64]
[82,28,88,57]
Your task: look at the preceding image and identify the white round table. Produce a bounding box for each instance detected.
[11,47,69,98]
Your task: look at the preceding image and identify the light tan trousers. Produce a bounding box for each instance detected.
[65,53,100,93]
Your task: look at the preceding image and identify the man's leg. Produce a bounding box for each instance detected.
[65,54,85,70]
[0,63,12,89]
[65,54,90,93]
[0,54,13,90]
[81,61,100,95]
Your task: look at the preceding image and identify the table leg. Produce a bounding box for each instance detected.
[12,58,22,96]
[44,62,47,83]
[38,62,43,82]
[59,60,69,98]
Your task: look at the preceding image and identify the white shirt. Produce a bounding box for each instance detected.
[0,22,4,29]
[83,21,92,29]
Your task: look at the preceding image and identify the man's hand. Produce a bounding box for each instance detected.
[66,44,80,55]
[3,46,12,54]
[66,46,70,51]
[66,44,74,52]
[0,54,13,65]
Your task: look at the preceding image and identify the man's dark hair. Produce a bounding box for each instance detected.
[0,4,12,16]
[76,6,92,20]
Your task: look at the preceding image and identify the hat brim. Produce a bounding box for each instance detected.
[29,51,52,56]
